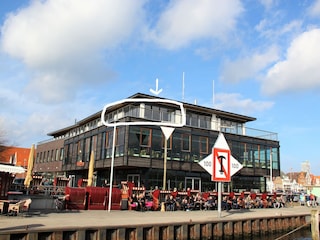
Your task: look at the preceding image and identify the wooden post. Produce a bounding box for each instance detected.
[311,210,319,240]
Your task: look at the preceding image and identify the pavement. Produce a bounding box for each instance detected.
[0,206,317,233]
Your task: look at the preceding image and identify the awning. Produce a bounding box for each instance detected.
[0,164,26,174]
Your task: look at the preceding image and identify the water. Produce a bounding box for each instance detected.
[264,226,311,240]
[220,226,312,240]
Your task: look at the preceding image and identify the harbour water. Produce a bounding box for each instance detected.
[234,226,312,240]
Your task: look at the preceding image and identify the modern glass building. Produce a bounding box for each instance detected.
[34,93,280,193]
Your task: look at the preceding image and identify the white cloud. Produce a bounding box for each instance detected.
[256,17,303,41]
[220,46,279,83]
[0,0,145,103]
[308,0,320,17]
[259,0,275,10]
[214,93,274,115]
[146,0,243,50]
[262,28,320,95]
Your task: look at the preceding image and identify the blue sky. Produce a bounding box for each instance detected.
[1,0,320,175]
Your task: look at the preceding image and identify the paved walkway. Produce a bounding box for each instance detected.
[0,206,317,232]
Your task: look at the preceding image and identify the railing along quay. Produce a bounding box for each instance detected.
[0,211,310,240]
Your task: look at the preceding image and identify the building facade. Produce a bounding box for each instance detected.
[34,93,280,193]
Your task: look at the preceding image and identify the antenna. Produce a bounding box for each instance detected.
[182,72,185,101]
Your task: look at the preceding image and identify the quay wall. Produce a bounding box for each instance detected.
[0,213,310,240]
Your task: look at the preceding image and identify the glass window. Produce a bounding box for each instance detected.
[190,114,198,127]
[60,147,64,161]
[92,135,97,152]
[199,115,210,129]
[76,141,83,162]
[144,105,152,120]
[128,126,140,156]
[186,113,193,126]
[271,147,279,170]
[106,131,113,148]
[162,134,172,150]
[161,108,171,122]
[117,127,125,146]
[131,105,139,118]
[85,138,91,162]
[172,132,181,160]
[199,136,208,154]
[253,144,260,168]
[182,134,191,151]
[152,106,160,121]
[55,149,59,161]
[140,128,151,147]
[100,132,106,159]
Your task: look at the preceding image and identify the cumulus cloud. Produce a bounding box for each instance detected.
[220,46,279,83]
[0,0,145,103]
[308,0,320,17]
[262,28,320,95]
[146,0,243,50]
[214,93,274,115]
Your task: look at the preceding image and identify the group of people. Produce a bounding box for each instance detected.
[299,192,318,207]
[158,189,293,211]
[123,182,317,212]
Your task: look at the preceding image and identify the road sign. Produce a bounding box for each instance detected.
[198,132,243,182]
[213,148,231,182]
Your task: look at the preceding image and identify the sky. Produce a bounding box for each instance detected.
[1,0,320,175]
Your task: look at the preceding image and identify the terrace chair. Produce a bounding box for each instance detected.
[7,200,26,216]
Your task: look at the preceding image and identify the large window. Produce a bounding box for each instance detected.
[171,132,181,160]
[128,126,152,157]
[116,127,125,156]
[55,149,59,161]
[151,129,163,159]
[181,134,191,151]
[140,128,151,147]
[199,136,209,154]
[85,138,91,162]
[60,147,64,161]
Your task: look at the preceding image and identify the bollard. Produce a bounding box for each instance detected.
[311,209,319,240]
[161,202,165,212]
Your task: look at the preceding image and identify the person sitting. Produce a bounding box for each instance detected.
[194,192,204,210]
[137,193,146,211]
[180,196,189,211]
[129,193,139,210]
[181,195,194,211]
[165,195,176,211]
[203,196,214,210]
[237,196,245,209]
[222,196,231,210]
[231,195,239,209]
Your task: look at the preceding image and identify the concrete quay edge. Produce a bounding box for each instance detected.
[0,206,316,233]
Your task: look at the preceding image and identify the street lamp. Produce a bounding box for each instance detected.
[269,150,273,193]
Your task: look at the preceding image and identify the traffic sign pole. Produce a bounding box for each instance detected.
[218,182,222,218]
[198,132,243,218]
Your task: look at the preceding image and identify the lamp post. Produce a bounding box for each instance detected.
[270,150,273,193]
[107,126,117,212]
